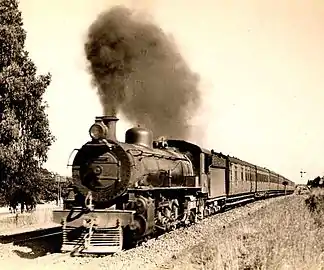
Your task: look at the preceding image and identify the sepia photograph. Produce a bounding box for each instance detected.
[0,0,323,269]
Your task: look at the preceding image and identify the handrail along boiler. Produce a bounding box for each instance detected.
[53,115,295,254]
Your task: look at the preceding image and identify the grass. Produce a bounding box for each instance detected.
[0,205,58,233]
[167,190,324,270]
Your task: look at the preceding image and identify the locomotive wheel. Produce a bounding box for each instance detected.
[123,226,136,249]
[189,210,197,224]
[133,214,147,236]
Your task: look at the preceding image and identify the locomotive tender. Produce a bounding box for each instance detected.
[53,115,295,254]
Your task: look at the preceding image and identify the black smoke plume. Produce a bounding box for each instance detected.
[85,6,200,139]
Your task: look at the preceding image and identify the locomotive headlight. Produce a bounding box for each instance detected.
[89,123,107,140]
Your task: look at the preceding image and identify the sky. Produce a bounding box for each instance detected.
[18,0,324,184]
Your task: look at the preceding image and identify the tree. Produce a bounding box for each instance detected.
[0,0,55,210]
[307,176,324,189]
[35,168,57,202]
[35,170,74,203]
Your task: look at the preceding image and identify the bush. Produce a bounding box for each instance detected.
[305,188,324,227]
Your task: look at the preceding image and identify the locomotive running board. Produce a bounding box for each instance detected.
[53,209,135,228]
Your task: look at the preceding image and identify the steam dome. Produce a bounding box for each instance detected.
[125,127,153,148]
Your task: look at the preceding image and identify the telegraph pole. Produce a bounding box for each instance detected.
[55,174,60,206]
[55,175,66,206]
[300,170,306,183]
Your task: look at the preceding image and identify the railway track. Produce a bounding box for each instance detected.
[0,225,63,258]
[0,226,62,244]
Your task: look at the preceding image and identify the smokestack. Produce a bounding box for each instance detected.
[96,115,119,141]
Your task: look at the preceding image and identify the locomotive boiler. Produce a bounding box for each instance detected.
[53,115,295,254]
[70,116,194,205]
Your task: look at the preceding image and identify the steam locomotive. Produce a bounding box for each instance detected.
[53,115,295,254]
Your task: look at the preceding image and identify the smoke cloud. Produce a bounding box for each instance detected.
[85,6,201,139]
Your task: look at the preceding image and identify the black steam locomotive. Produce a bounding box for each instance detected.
[53,116,295,254]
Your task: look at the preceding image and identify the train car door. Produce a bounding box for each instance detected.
[209,167,226,197]
[209,154,227,198]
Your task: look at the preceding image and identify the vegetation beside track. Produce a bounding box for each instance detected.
[158,190,324,270]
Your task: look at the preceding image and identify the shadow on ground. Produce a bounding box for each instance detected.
[12,234,62,259]
[0,230,62,259]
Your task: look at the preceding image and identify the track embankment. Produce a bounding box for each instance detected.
[155,194,324,270]
[0,195,297,270]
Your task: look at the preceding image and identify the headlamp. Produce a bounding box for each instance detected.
[89,123,107,140]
